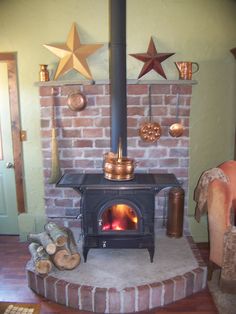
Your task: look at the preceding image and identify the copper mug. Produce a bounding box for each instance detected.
[175,61,199,80]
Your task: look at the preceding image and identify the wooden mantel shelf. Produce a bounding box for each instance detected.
[36,79,197,87]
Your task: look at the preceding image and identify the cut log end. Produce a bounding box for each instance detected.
[56,235,68,247]
[35,260,52,274]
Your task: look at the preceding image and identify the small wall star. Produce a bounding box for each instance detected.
[44,23,103,80]
[129,37,175,79]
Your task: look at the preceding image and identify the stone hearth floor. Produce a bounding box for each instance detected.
[26,229,207,313]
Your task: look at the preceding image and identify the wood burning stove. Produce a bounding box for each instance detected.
[57,172,180,262]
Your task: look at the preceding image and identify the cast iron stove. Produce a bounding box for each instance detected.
[57,173,180,262]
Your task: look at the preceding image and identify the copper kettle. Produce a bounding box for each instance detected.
[103,139,136,181]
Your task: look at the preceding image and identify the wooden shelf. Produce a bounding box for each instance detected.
[36,79,197,87]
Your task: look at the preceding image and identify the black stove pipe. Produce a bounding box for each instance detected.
[109,0,127,156]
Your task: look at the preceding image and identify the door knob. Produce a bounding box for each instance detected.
[6,162,15,168]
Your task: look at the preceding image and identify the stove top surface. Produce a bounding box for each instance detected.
[56,172,180,190]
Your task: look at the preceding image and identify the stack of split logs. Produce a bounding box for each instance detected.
[28,222,81,275]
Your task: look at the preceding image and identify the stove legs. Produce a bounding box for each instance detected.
[83,246,89,263]
[148,247,154,263]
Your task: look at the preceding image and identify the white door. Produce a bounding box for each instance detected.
[0,62,19,234]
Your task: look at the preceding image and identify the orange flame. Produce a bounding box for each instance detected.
[101,204,138,231]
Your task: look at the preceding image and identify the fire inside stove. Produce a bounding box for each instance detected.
[101,204,138,231]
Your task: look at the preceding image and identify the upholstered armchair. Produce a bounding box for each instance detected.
[194,160,236,293]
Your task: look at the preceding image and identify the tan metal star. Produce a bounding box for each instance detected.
[44,23,103,80]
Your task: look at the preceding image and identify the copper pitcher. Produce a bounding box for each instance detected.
[175,61,199,80]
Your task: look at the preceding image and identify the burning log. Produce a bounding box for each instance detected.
[28,231,56,255]
[28,242,52,274]
[44,222,68,247]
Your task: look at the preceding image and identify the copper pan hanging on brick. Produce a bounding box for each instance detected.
[67,92,87,111]
[169,93,184,137]
[139,85,161,143]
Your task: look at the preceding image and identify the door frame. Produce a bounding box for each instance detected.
[0,52,25,213]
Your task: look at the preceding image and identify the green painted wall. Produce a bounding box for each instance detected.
[0,0,236,241]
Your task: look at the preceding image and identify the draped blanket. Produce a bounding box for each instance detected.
[194,167,229,222]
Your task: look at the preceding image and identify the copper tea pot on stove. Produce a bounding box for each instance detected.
[103,139,136,181]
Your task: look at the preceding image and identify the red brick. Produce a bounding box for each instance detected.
[62,129,81,138]
[137,285,150,312]
[184,272,195,296]
[127,96,142,106]
[108,288,121,313]
[127,84,148,95]
[96,95,110,106]
[62,149,83,158]
[84,149,104,158]
[57,108,74,119]
[127,128,139,137]
[173,275,185,301]
[122,287,135,313]
[39,86,60,96]
[150,282,163,308]
[55,280,68,305]
[94,117,110,128]
[58,139,73,148]
[83,128,103,138]
[151,84,171,94]
[27,270,37,292]
[57,118,73,128]
[163,279,174,305]
[40,97,54,107]
[73,139,93,148]
[74,160,95,168]
[159,158,179,168]
[94,139,110,148]
[60,160,74,169]
[148,148,167,158]
[152,106,168,116]
[192,268,205,292]
[101,107,110,116]
[54,198,73,207]
[73,118,94,127]
[36,274,46,296]
[45,276,58,302]
[172,85,192,95]
[164,95,177,106]
[61,85,82,96]
[94,287,107,313]
[80,285,93,311]
[68,283,80,309]
[83,85,104,95]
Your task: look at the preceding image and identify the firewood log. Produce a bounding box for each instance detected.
[44,222,68,247]
[51,227,80,270]
[28,231,56,255]
[62,226,78,254]
[28,242,52,274]
[52,246,81,270]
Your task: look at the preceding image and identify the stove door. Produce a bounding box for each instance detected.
[98,199,142,234]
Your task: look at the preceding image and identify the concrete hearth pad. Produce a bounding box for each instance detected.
[30,229,198,290]
[26,229,207,313]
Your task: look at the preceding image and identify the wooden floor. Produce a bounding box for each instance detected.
[0,236,218,314]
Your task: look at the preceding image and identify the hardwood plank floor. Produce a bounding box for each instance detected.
[0,236,218,314]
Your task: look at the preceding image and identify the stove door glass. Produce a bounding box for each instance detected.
[100,203,138,231]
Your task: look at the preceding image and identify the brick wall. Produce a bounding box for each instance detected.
[39,82,193,228]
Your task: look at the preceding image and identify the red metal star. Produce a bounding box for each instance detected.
[129,37,175,79]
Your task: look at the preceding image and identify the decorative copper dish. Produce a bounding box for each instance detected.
[67,92,87,111]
